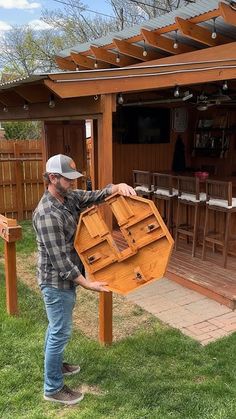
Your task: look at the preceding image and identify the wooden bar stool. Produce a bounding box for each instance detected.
[152,172,178,234]
[175,176,206,257]
[132,169,153,199]
[202,180,236,268]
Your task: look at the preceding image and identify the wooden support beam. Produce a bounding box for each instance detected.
[175,16,232,46]
[71,52,95,69]
[113,38,162,61]
[55,56,77,71]
[99,292,113,345]
[5,242,18,315]
[43,65,236,98]
[219,2,236,26]
[0,215,22,316]
[97,93,114,345]
[0,96,103,121]
[141,28,194,54]
[90,45,137,67]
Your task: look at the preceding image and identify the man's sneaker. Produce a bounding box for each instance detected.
[62,362,81,376]
[44,385,84,405]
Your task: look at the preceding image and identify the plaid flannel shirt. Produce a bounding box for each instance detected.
[33,187,112,290]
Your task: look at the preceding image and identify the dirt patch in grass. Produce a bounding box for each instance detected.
[16,253,159,342]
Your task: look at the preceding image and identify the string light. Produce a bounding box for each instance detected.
[116,53,120,63]
[222,80,228,91]
[211,18,217,39]
[48,94,56,108]
[94,60,98,68]
[174,86,180,98]
[173,30,179,49]
[23,100,29,111]
[142,40,148,57]
[117,93,124,105]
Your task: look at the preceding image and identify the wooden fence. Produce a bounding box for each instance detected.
[0,140,44,220]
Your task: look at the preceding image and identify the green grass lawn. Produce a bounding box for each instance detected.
[1,222,236,418]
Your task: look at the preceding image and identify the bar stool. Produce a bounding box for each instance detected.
[202,180,236,268]
[132,169,153,199]
[152,172,178,234]
[175,176,206,257]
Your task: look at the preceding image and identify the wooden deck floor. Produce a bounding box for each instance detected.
[112,230,236,309]
[167,243,236,309]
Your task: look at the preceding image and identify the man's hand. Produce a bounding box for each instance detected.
[88,281,110,292]
[112,183,136,196]
[74,274,110,292]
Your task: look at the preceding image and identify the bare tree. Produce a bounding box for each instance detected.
[0,26,64,77]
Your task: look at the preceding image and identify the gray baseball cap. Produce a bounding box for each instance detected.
[46,154,83,180]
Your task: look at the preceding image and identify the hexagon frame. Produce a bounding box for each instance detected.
[74,193,174,295]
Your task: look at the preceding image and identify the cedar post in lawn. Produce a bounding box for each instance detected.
[97,93,115,345]
[0,215,22,315]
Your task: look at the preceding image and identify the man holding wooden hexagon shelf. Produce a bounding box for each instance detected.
[33,154,136,405]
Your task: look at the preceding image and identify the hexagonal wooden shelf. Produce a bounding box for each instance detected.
[74,193,174,295]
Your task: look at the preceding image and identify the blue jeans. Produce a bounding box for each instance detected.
[41,287,76,395]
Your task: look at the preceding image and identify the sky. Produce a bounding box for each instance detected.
[0,0,114,31]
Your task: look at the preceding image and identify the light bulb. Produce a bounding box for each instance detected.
[94,60,98,68]
[142,49,148,57]
[117,93,124,105]
[222,80,228,91]
[174,86,180,98]
[3,106,8,113]
[48,95,55,109]
[116,54,120,63]
[173,41,178,49]
[173,30,178,49]
[23,101,29,111]
[211,18,217,39]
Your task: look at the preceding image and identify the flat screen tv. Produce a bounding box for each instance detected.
[116,107,171,144]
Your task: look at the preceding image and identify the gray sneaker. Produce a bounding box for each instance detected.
[44,385,84,405]
[62,362,81,376]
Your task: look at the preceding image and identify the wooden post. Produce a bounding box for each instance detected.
[0,215,22,315]
[5,241,18,315]
[97,94,115,345]
[99,292,113,345]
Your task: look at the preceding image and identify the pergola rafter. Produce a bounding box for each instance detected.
[141,28,195,55]
[90,45,137,67]
[70,52,110,70]
[113,38,163,61]
[175,16,232,47]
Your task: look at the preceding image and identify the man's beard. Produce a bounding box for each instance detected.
[55,180,72,198]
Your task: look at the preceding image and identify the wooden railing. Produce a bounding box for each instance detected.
[0,140,44,220]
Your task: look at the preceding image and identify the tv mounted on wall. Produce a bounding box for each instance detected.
[116,107,171,144]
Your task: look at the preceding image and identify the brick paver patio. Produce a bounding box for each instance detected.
[127,278,236,345]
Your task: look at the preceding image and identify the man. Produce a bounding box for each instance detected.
[33,154,136,405]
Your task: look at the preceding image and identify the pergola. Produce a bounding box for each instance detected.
[0,2,235,187]
[0,0,236,343]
